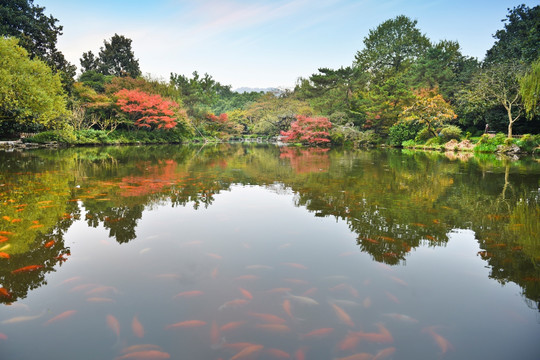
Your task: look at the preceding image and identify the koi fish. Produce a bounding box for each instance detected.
[230,344,264,360]
[107,314,120,337]
[218,298,249,311]
[12,265,43,274]
[285,293,319,306]
[86,286,120,295]
[328,298,361,308]
[210,321,221,348]
[299,328,334,340]
[86,297,115,303]
[28,224,44,229]
[356,323,393,344]
[337,331,362,351]
[249,312,287,324]
[44,240,55,248]
[281,262,308,270]
[58,277,82,286]
[2,310,46,324]
[0,236,8,243]
[384,291,399,304]
[0,287,11,298]
[132,315,144,338]
[331,303,355,327]
[222,342,258,352]
[219,321,246,332]
[422,326,453,354]
[389,276,408,286]
[282,299,294,318]
[333,353,374,360]
[165,320,206,329]
[211,267,219,279]
[0,252,10,259]
[283,278,309,285]
[238,287,253,300]
[383,313,418,323]
[43,310,76,326]
[302,287,318,297]
[246,265,274,270]
[116,350,171,359]
[265,348,291,359]
[294,347,307,360]
[174,290,203,298]
[0,231,14,235]
[362,297,372,308]
[266,288,292,294]
[0,333,7,340]
[235,275,259,281]
[120,344,163,354]
[205,252,222,259]
[373,347,396,360]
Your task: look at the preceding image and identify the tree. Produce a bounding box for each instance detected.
[485,4,540,65]
[354,15,430,80]
[280,115,332,146]
[458,62,527,138]
[400,88,456,137]
[84,34,141,78]
[519,58,540,118]
[115,89,183,130]
[0,37,67,127]
[0,0,76,89]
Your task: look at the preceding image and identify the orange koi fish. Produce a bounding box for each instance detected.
[132,315,144,338]
[357,323,393,344]
[281,262,308,270]
[120,344,163,354]
[331,303,355,327]
[362,297,372,308]
[222,342,258,352]
[174,290,203,298]
[205,252,223,259]
[299,327,334,340]
[361,237,379,244]
[219,321,246,332]
[44,310,76,326]
[0,333,7,340]
[86,286,120,295]
[249,312,286,324]
[294,347,307,360]
[283,278,309,285]
[0,236,8,243]
[389,276,408,286]
[422,326,453,354]
[0,287,11,298]
[0,252,10,259]
[235,275,259,281]
[238,287,253,300]
[210,321,221,348]
[12,265,43,274]
[282,299,293,319]
[302,287,318,297]
[28,224,44,229]
[373,347,396,360]
[107,314,120,337]
[211,267,219,279]
[230,344,264,360]
[384,291,399,304]
[165,320,206,330]
[377,236,395,242]
[266,287,292,294]
[265,348,291,359]
[58,277,82,286]
[383,313,418,323]
[334,353,374,360]
[86,297,115,303]
[44,240,55,248]
[0,231,14,235]
[338,331,362,351]
[218,298,249,311]
[255,324,291,333]
[116,350,171,359]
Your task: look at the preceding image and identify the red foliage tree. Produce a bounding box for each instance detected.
[115,89,181,130]
[280,115,332,146]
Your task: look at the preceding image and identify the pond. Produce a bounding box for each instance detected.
[0,144,539,360]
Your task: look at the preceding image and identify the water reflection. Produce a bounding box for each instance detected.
[0,144,539,316]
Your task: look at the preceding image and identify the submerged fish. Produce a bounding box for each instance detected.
[174,290,203,298]
[218,298,249,311]
[249,312,286,324]
[165,320,206,329]
[265,348,291,359]
[2,310,46,324]
[331,303,355,327]
[116,350,171,359]
[230,344,264,360]
[255,324,291,333]
[132,315,144,338]
[219,321,246,332]
[11,265,43,274]
[373,347,396,360]
[43,310,77,326]
[285,293,319,306]
[422,326,453,354]
[299,327,334,340]
[107,314,120,337]
[333,353,374,360]
[382,313,418,323]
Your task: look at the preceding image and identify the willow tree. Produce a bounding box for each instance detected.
[520,58,540,118]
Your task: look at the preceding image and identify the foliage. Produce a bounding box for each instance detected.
[474,133,507,153]
[414,127,432,143]
[81,34,141,78]
[355,15,430,79]
[281,115,332,146]
[458,61,526,137]
[78,70,112,93]
[438,125,462,142]
[514,134,540,153]
[388,120,424,146]
[519,57,540,118]
[0,0,76,89]
[114,89,184,130]
[484,4,540,65]
[0,37,68,128]
[400,88,457,137]
[27,127,76,143]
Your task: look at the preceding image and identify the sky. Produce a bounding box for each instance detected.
[41,0,538,90]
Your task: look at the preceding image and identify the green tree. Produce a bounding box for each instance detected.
[354,15,430,80]
[519,57,540,118]
[0,37,67,128]
[83,34,141,78]
[484,4,540,65]
[458,62,527,138]
[0,0,76,89]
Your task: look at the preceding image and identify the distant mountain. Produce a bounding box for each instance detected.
[234,87,288,96]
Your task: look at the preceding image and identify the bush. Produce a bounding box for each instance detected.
[515,134,540,153]
[28,128,76,144]
[388,121,423,146]
[439,125,462,142]
[425,137,442,146]
[474,133,507,152]
[415,127,432,143]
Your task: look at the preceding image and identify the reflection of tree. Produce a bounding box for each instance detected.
[280,147,330,174]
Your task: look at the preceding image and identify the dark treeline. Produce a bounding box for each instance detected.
[1,1,539,148]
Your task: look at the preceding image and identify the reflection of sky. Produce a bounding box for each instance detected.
[1,185,539,359]
[41,0,539,88]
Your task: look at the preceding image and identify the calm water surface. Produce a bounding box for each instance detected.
[0,144,539,360]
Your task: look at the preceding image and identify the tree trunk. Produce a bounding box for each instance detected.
[506,105,513,138]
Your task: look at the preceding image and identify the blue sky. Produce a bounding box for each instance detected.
[42,0,538,89]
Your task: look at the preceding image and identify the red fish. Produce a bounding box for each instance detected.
[210,321,221,348]
[116,350,170,359]
[384,291,399,304]
[235,275,259,281]
[422,326,453,354]
[0,231,14,235]
[255,324,291,333]
[238,287,253,300]
[338,332,362,351]
[335,353,374,360]
[220,321,246,332]
[249,312,286,324]
[12,265,43,274]
[331,303,355,327]
[107,314,120,337]
[44,240,55,248]
[0,236,8,243]
[265,348,291,359]
[230,344,264,360]
[356,323,393,344]
[132,315,144,338]
[299,327,334,340]
[205,252,222,259]
[282,299,293,319]
[0,333,7,340]
[294,347,307,360]
[0,252,10,259]
[44,310,77,325]
[373,347,396,360]
[174,290,203,298]
[281,262,308,270]
[218,298,249,311]
[0,287,11,298]
[165,320,206,330]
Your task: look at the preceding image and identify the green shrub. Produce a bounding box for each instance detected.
[515,134,540,153]
[388,121,423,146]
[425,137,442,146]
[415,127,432,143]
[474,133,507,152]
[402,139,416,147]
[439,125,462,142]
[28,128,76,144]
